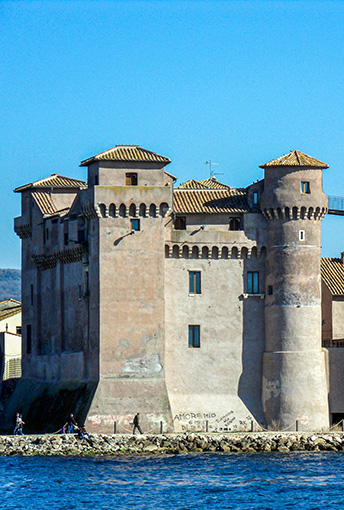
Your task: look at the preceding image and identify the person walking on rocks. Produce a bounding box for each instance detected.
[15,414,25,435]
[13,413,20,435]
[132,412,143,435]
[66,413,78,434]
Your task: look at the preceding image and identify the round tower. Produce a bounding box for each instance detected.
[260,150,329,431]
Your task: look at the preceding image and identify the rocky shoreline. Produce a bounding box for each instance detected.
[1,432,344,456]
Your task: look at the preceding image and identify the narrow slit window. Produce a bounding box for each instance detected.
[189,271,201,294]
[253,192,259,205]
[301,181,310,194]
[30,284,34,305]
[247,271,259,294]
[299,230,305,241]
[188,325,200,348]
[27,324,32,354]
[268,285,273,295]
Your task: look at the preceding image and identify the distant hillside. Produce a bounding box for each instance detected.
[0,269,21,301]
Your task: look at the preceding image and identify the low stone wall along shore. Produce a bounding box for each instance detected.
[2,432,344,456]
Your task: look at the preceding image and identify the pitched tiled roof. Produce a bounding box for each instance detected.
[260,150,328,169]
[321,258,344,295]
[15,174,87,192]
[178,178,232,190]
[32,191,57,215]
[0,299,21,321]
[174,189,250,214]
[80,145,171,166]
[198,178,232,190]
[178,180,210,190]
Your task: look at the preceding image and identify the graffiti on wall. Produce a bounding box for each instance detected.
[173,411,254,432]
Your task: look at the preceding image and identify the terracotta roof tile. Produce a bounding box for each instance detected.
[174,189,250,214]
[15,174,86,192]
[0,299,21,321]
[321,258,344,295]
[177,180,210,190]
[32,191,57,215]
[80,145,170,166]
[260,150,328,169]
[198,178,232,190]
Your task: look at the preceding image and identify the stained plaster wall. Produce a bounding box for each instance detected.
[164,212,267,432]
[85,182,173,433]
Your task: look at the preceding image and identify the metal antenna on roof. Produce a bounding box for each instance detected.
[205,161,223,179]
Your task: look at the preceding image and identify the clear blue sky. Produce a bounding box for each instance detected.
[1,0,344,268]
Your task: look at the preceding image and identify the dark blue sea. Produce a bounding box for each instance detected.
[1,452,344,509]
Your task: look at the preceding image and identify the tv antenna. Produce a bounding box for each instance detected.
[205,160,223,179]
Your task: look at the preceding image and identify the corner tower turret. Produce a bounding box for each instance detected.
[260,150,329,431]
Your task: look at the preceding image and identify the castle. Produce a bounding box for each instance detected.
[4,145,344,434]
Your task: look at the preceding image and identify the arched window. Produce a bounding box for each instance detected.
[119,204,126,218]
[221,246,229,259]
[229,217,241,231]
[182,246,189,258]
[308,207,314,220]
[292,207,298,220]
[300,207,307,220]
[277,207,282,220]
[285,207,290,220]
[99,204,106,218]
[260,246,267,258]
[129,204,136,217]
[165,245,170,258]
[139,203,146,217]
[202,246,209,259]
[172,245,179,258]
[109,204,116,218]
[241,247,248,259]
[192,246,199,259]
[251,246,258,259]
[159,203,169,218]
[149,204,156,218]
[211,246,219,259]
[231,246,238,259]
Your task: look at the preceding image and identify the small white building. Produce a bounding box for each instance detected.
[0,299,22,380]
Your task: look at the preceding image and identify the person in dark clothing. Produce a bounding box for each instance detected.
[66,413,77,434]
[77,425,90,440]
[132,413,143,434]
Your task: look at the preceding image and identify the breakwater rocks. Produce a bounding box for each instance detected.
[1,432,344,456]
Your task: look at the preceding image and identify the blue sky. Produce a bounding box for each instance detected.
[1,0,344,268]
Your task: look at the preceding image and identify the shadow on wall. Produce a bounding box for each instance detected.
[0,379,98,434]
[237,249,266,426]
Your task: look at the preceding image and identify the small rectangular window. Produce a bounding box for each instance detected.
[130,219,140,231]
[189,271,201,294]
[30,284,34,305]
[94,175,99,185]
[188,325,200,348]
[27,325,32,354]
[64,232,69,246]
[78,285,82,300]
[16,326,22,335]
[299,230,305,241]
[253,192,259,205]
[301,181,310,194]
[268,285,273,295]
[229,217,241,230]
[247,271,259,294]
[174,216,186,230]
[125,173,138,186]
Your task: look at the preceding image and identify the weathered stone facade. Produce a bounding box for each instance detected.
[3,146,343,434]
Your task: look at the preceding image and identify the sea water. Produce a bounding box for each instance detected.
[1,452,344,509]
